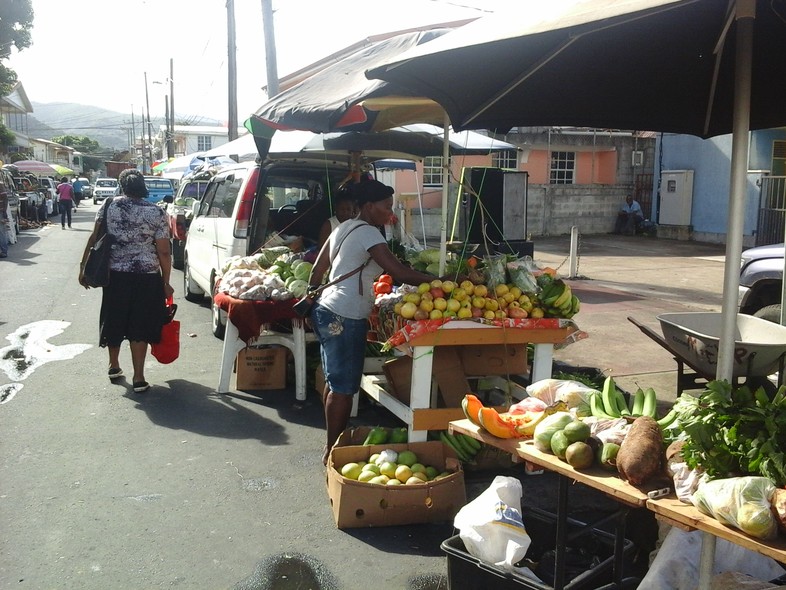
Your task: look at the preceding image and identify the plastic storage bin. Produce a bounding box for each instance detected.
[441,506,633,590]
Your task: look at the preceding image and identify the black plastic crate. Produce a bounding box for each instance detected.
[441,506,633,590]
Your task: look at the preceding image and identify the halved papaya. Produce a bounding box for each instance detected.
[461,394,485,427]
[477,407,519,439]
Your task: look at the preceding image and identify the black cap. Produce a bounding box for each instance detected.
[352,179,394,204]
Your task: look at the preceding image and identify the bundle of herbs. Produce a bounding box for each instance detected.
[674,380,786,487]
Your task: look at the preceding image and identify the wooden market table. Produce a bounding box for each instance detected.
[450,418,786,589]
[362,319,577,443]
[214,293,317,400]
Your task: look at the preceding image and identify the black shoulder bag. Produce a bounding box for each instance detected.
[82,198,115,288]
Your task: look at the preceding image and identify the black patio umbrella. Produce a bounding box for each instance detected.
[369,0,786,386]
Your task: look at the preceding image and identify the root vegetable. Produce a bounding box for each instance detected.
[616,416,664,485]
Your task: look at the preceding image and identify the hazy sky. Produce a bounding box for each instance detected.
[8,0,517,125]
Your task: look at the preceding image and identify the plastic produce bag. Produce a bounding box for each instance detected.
[526,378,598,415]
[453,476,532,571]
[506,256,539,293]
[483,254,507,291]
[691,476,778,540]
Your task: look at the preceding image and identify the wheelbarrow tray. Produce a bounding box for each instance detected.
[658,312,786,378]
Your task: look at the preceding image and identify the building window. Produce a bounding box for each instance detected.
[550,151,575,184]
[423,156,444,186]
[493,150,517,169]
[197,135,213,151]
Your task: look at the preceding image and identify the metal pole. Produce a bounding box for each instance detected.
[169,58,175,158]
[261,0,279,97]
[144,72,153,174]
[227,0,239,141]
[438,112,449,276]
[569,226,579,278]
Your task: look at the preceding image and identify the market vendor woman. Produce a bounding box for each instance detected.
[309,179,436,465]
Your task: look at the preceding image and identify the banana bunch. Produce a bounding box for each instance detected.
[589,376,678,429]
[437,430,482,463]
[539,278,581,319]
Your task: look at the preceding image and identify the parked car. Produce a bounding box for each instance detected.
[183,158,343,338]
[80,178,93,199]
[143,176,175,204]
[93,178,120,204]
[738,243,784,323]
[38,176,58,204]
[166,171,213,270]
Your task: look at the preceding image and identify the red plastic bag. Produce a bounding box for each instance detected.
[151,297,179,364]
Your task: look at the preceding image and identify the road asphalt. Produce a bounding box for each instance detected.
[0,209,731,590]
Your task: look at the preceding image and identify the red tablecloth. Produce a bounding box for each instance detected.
[214,292,300,344]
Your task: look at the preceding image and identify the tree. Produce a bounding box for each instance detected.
[51,135,100,154]
[0,0,34,97]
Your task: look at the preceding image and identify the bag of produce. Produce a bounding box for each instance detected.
[483,254,507,291]
[533,411,573,453]
[526,378,597,416]
[691,476,778,540]
[506,256,539,293]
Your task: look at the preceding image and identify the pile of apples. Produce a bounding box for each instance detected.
[392,279,542,321]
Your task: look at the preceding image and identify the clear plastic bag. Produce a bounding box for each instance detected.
[483,254,507,291]
[691,476,778,540]
[506,256,539,293]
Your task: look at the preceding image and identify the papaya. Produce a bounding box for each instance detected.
[461,394,485,427]
[477,407,519,439]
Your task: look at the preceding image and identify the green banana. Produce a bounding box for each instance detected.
[641,387,658,418]
[615,389,630,415]
[630,388,645,416]
[551,283,572,309]
[601,376,621,418]
[571,295,580,314]
[590,391,617,419]
[459,433,482,452]
[656,408,678,429]
[450,432,477,458]
[440,431,470,462]
[542,281,565,306]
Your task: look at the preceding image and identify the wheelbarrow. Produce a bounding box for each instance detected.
[627,312,786,395]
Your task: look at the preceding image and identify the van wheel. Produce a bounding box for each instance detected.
[183,259,205,302]
[211,299,226,340]
[753,304,782,323]
[172,239,184,270]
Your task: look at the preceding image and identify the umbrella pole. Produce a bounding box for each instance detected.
[438,114,450,275]
[716,0,755,385]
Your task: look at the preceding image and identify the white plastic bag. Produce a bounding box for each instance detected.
[453,476,531,571]
[526,378,597,415]
[691,476,778,540]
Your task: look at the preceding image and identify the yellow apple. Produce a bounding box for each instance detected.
[451,287,467,302]
[400,302,418,319]
[419,299,434,313]
[471,296,486,309]
[495,310,507,319]
[446,299,461,313]
[509,286,522,298]
[474,284,488,298]
[429,309,443,320]
[494,283,510,297]
[483,310,496,320]
[484,298,499,312]
[457,307,473,319]
[433,297,448,311]
[460,280,475,295]
[417,282,431,294]
[430,279,443,289]
[441,280,456,294]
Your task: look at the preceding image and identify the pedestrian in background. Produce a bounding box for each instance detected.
[77,169,174,394]
[56,176,74,229]
[0,180,9,258]
[72,176,86,208]
[614,194,644,235]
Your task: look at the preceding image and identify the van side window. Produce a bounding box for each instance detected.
[208,174,242,218]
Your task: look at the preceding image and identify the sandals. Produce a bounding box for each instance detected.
[108,367,123,380]
[133,381,150,393]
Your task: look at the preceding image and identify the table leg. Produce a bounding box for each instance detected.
[292,320,307,402]
[217,320,246,393]
[531,343,554,382]
[612,507,629,587]
[408,345,434,442]
[697,533,716,590]
[554,474,569,590]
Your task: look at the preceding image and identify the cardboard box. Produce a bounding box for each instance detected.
[382,348,471,408]
[235,346,287,391]
[326,434,466,529]
[459,343,528,376]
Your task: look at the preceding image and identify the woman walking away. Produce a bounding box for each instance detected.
[78,169,174,393]
[56,176,74,228]
[309,179,437,465]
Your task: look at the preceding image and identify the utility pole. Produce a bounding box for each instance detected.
[144,71,153,173]
[261,0,279,97]
[227,0,238,141]
[168,58,175,158]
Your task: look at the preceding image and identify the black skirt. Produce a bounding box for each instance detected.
[99,271,166,347]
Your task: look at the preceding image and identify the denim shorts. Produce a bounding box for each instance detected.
[311,303,368,395]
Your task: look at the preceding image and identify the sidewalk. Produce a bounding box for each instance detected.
[529,234,728,404]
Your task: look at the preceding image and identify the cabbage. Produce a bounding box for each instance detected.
[425,262,440,276]
[418,249,441,264]
[293,261,313,281]
[255,246,291,268]
[288,279,309,298]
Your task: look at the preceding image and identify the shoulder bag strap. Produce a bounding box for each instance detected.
[99,197,114,238]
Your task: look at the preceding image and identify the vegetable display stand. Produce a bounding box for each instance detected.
[362,319,576,443]
[450,418,652,589]
[214,293,317,399]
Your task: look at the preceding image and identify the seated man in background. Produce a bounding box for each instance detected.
[614,195,644,235]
